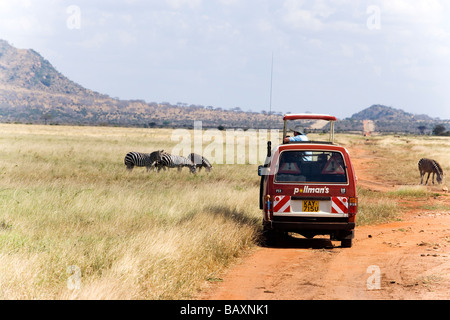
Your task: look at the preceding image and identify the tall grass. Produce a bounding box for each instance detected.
[360,135,449,185]
[0,125,447,299]
[347,134,450,226]
[353,134,450,226]
[0,124,261,299]
[356,186,400,226]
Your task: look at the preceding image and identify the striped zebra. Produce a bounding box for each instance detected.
[188,153,213,172]
[418,158,444,185]
[158,152,197,174]
[124,150,162,172]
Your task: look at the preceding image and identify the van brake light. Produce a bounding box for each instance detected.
[348,197,358,216]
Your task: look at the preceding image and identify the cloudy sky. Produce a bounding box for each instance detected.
[1,0,450,119]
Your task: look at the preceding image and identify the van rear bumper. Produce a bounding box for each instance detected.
[272,221,355,231]
[268,216,355,233]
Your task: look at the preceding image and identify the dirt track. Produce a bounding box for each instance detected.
[200,146,450,300]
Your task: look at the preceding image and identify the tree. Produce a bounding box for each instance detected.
[432,124,446,136]
[417,125,427,135]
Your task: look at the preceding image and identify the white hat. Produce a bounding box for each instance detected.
[290,125,304,134]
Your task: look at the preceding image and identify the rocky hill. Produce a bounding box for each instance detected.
[0,40,448,133]
[0,40,100,97]
[350,104,435,122]
[0,40,283,128]
[334,105,448,134]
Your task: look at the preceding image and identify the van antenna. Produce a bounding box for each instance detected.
[269,52,273,117]
[269,52,273,130]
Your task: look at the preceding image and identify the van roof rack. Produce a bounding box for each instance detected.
[283,113,337,145]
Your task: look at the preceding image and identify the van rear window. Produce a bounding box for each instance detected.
[275,151,348,183]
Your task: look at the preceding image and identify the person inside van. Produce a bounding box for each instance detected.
[284,125,309,143]
[283,126,312,161]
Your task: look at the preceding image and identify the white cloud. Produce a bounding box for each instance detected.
[281,0,324,31]
[217,0,239,5]
[77,32,110,49]
[381,0,444,22]
[165,0,202,9]
[1,0,450,119]
[0,1,62,45]
[340,44,354,58]
[380,0,450,41]
[118,31,137,45]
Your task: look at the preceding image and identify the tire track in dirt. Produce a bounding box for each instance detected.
[199,145,450,300]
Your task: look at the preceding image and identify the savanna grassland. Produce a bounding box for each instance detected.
[0,124,448,299]
[0,124,262,299]
[335,133,449,226]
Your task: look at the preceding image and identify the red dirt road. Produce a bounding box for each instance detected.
[200,146,450,300]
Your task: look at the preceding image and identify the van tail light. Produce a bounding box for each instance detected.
[348,197,358,217]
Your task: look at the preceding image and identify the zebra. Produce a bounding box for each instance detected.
[418,158,444,185]
[124,150,163,172]
[158,152,197,174]
[188,153,213,172]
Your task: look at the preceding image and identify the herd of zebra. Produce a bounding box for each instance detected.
[124,150,212,174]
[124,152,444,183]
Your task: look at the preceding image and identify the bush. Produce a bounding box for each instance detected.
[432,124,448,136]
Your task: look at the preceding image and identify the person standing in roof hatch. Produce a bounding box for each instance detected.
[284,125,309,143]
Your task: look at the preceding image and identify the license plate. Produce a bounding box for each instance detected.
[303,200,319,212]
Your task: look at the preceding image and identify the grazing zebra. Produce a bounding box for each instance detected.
[418,158,444,185]
[188,153,213,172]
[158,152,197,174]
[124,150,162,172]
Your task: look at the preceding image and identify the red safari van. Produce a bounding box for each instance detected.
[259,114,358,247]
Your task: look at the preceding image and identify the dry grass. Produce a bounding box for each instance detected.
[349,133,450,226]
[360,135,449,185]
[0,124,261,299]
[0,124,448,299]
[356,186,400,226]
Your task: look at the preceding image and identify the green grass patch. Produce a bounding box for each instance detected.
[387,186,430,198]
[419,204,450,211]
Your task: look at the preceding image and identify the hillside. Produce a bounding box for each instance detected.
[0,40,448,133]
[350,104,435,121]
[334,104,448,134]
[0,40,284,129]
[0,40,101,97]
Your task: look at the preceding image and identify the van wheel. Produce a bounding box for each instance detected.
[341,239,352,248]
[261,225,277,247]
[262,223,286,247]
[262,231,274,247]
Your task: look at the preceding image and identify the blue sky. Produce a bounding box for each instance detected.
[1,0,450,119]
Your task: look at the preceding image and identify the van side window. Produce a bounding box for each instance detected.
[275,151,348,183]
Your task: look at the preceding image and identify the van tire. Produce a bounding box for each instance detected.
[341,239,352,248]
[262,227,277,247]
[262,223,286,247]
